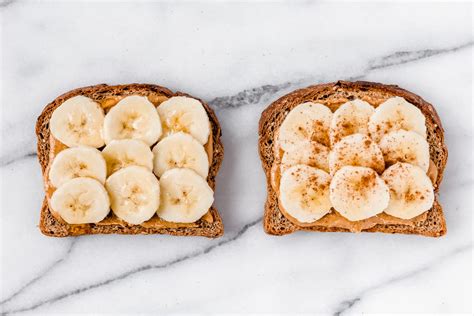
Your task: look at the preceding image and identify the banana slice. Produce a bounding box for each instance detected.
[152,132,209,178]
[158,168,213,223]
[330,166,389,221]
[279,165,332,223]
[381,163,434,219]
[379,130,430,172]
[50,177,110,224]
[103,95,162,146]
[49,146,106,188]
[368,96,426,142]
[50,96,105,148]
[330,99,374,145]
[102,139,153,176]
[157,96,210,145]
[277,102,332,151]
[329,134,385,175]
[105,166,160,225]
[281,141,329,174]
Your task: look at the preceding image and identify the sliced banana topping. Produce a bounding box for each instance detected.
[152,132,209,178]
[329,134,385,175]
[281,141,329,174]
[277,102,332,151]
[368,96,426,142]
[157,96,210,145]
[381,163,434,219]
[158,168,213,223]
[330,99,374,146]
[50,177,110,224]
[279,165,332,223]
[103,95,162,146]
[329,166,389,221]
[379,130,430,172]
[49,146,107,188]
[50,96,105,148]
[274,95,434,225]
[102,139,153,176]
[105,166,160,225]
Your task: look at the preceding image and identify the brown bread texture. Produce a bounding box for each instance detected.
[258,81,448,237]
[36,84,224,238]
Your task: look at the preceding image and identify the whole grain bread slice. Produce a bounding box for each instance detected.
[36,84,224,238]
[258,81,448,237]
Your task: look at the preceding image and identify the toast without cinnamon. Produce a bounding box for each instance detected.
[36,84,224,237]
[258,81,448,237]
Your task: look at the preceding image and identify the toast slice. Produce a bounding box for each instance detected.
[36,84,224,238]
[258,81,448,237]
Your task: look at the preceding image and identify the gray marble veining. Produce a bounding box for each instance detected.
[2,41,472,168]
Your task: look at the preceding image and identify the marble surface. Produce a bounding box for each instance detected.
[0,1,473,314]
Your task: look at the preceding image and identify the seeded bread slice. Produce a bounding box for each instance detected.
[258,81,448,237]
[36,84,224,238]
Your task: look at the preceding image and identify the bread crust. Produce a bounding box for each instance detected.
[36,84,224,238]
[258,81,448,237]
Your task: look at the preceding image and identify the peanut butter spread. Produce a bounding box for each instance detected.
[273,97,436,232]
[44,93,215,230]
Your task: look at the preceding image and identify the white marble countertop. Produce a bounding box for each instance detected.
[1,1,472,314]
